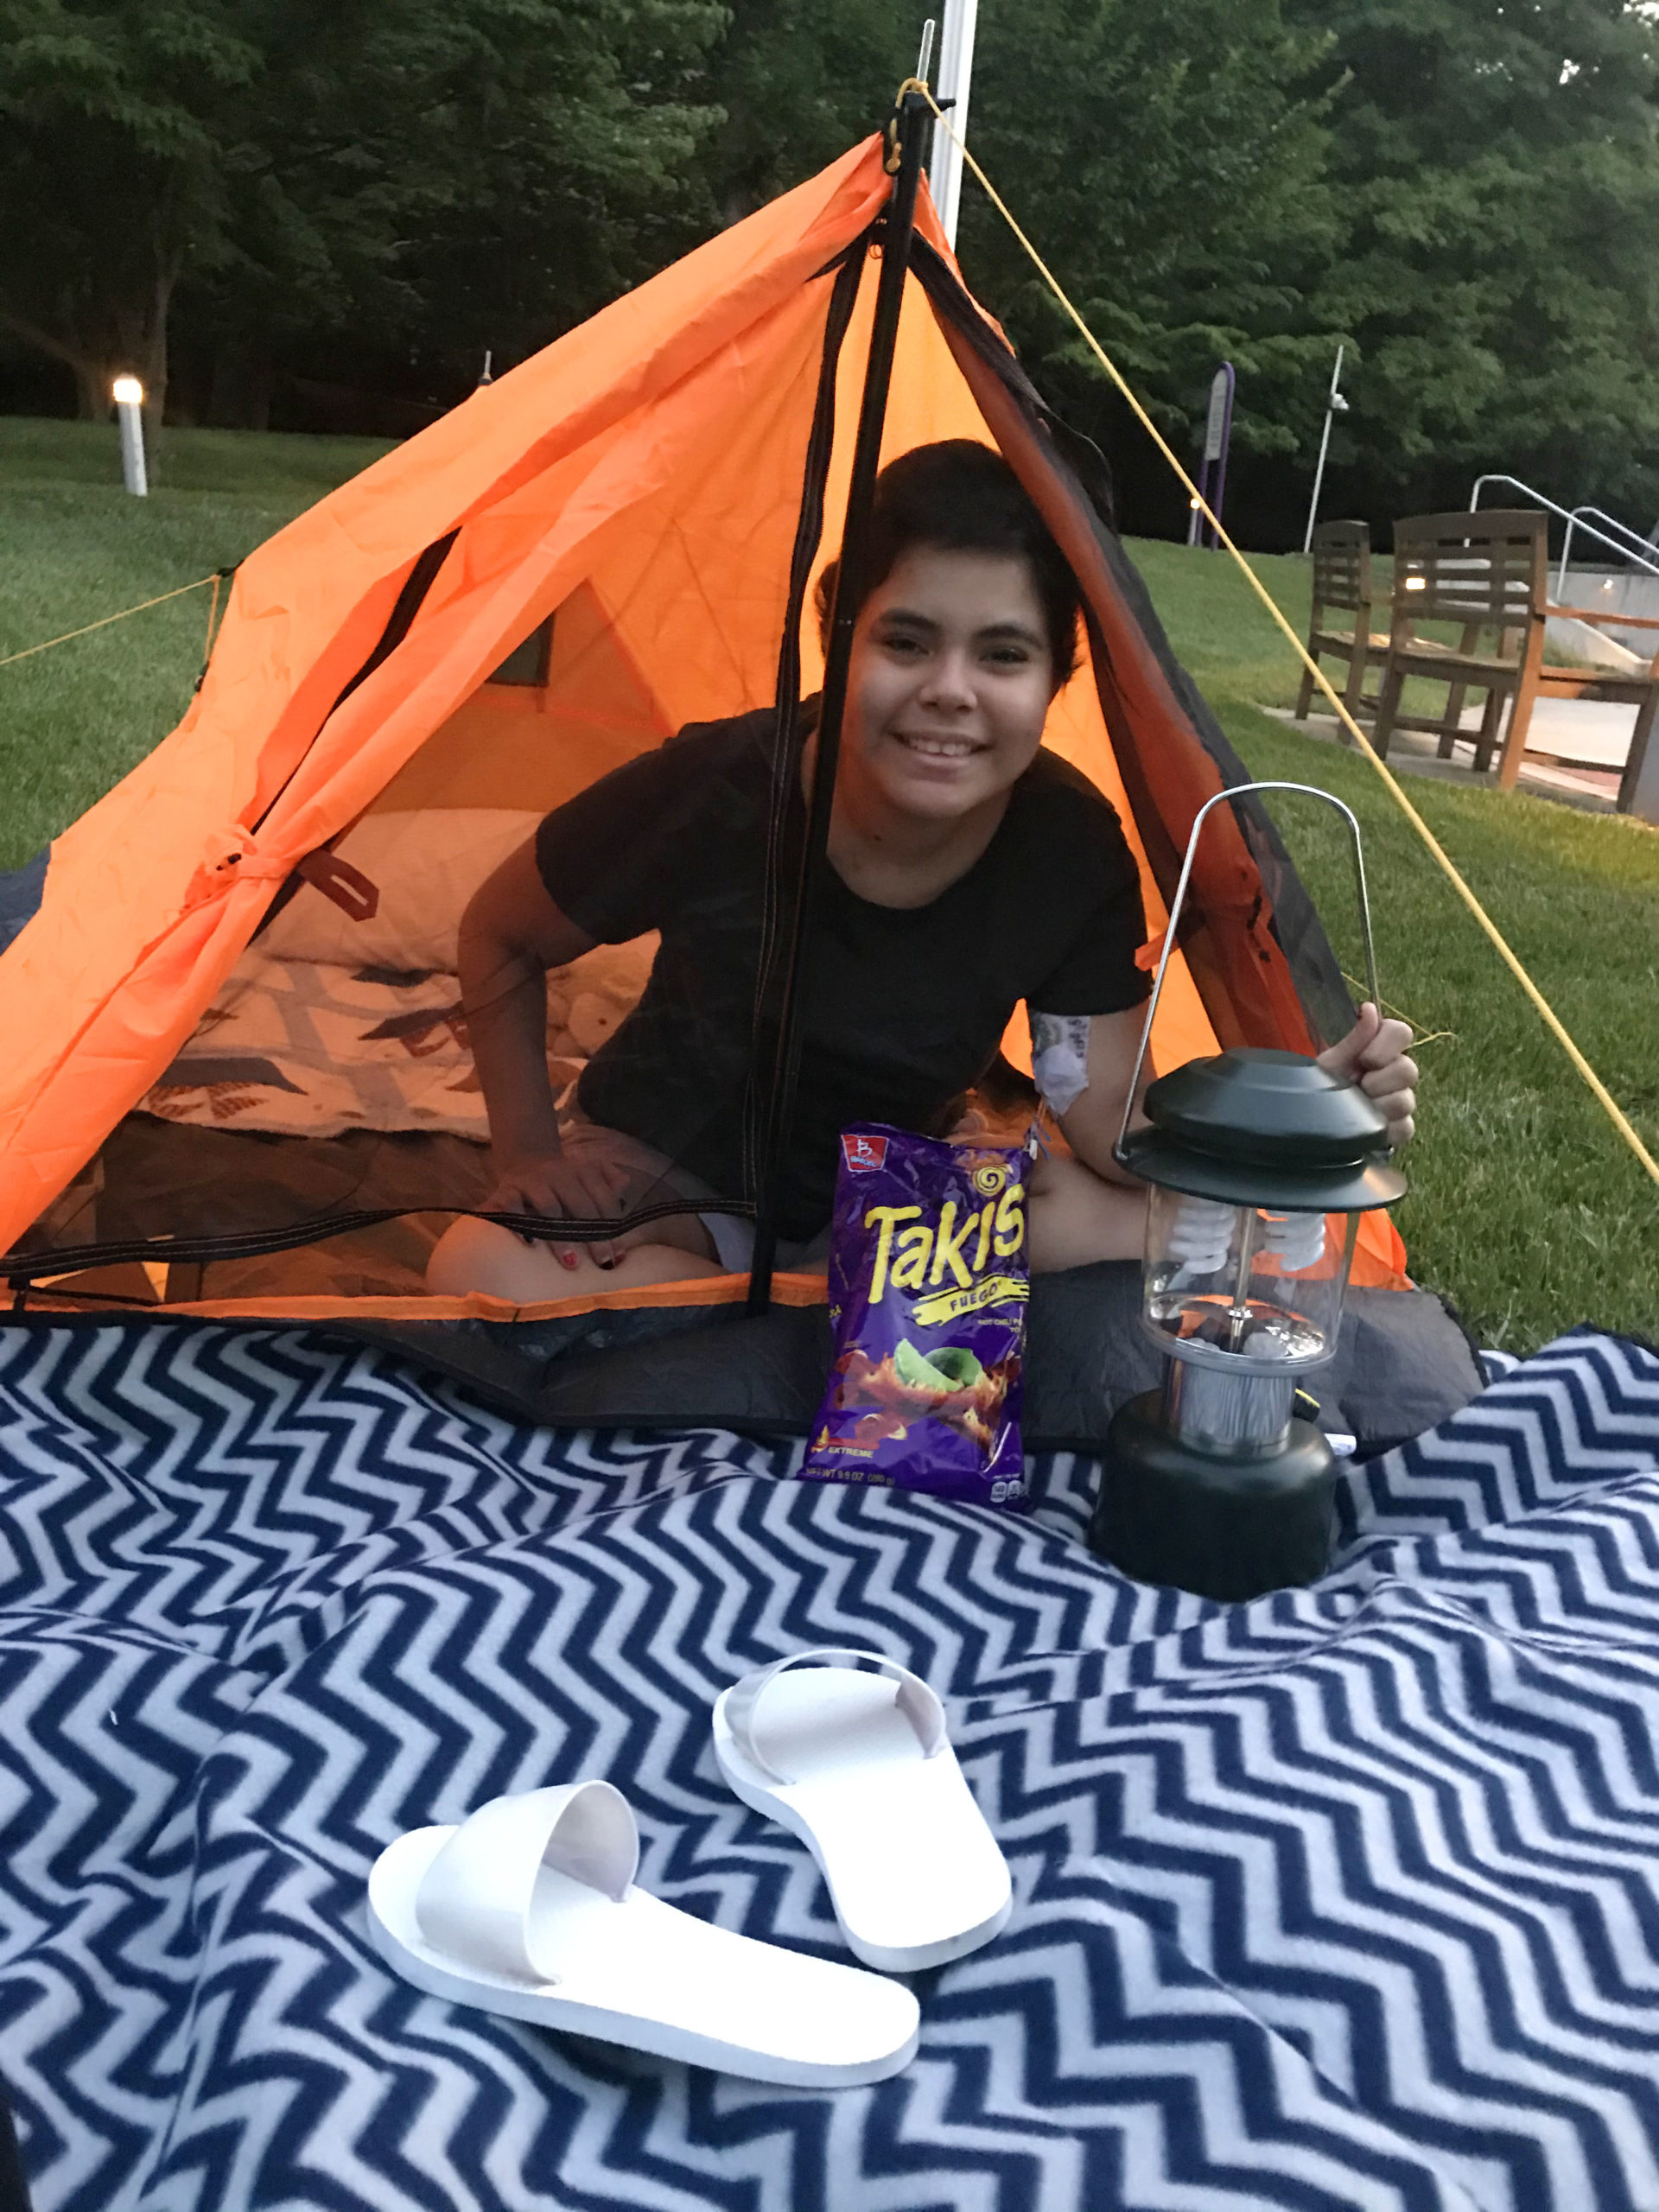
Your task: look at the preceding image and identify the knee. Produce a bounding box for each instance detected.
[1027,1158,1147,1272]
[426,1216,568,1301]
[427,1217,724,1300]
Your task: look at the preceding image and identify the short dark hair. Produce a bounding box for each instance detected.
[813,440,1082,690]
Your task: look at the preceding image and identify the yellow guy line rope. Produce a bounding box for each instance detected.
[0,575,218,671]
[925,92,1659,1194]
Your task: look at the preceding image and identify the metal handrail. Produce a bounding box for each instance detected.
[1468,473,1659,590]
[1557,505,1659,595]
[1570,504,1655,559]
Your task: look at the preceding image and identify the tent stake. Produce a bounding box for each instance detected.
[747,86,932,1314]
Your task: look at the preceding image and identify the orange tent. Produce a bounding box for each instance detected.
[0,125,1406,1321]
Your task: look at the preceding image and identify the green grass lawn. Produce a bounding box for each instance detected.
[2,417,1656,1347]
[0,420,391,868]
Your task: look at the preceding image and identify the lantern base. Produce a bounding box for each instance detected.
[1088,1390,1335,1602]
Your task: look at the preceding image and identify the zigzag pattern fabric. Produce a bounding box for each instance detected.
[0,1320,1656,2211]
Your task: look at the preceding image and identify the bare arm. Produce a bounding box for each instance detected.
[1017,1006,1151,1273]
[1052,1004,1154,1182]
[458,840,595,1167]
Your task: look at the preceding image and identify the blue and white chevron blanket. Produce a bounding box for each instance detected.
[0,1319,1656,2212]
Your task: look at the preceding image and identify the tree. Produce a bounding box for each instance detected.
[1285,0,1659,516]
[953,0,1341,493]
[0,2,258,423]
[699,0,1344,530]
[194,0,727,416]
[10,0,1656,535]
[0,0,726,429]
[702,0,915,226]
[704,0,1659,536]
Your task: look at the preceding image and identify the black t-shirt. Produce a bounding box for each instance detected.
[535,706,1148,1238]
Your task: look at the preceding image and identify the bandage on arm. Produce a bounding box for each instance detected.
[1030,1012,1092,1118]
[1032,1004,1151,1188]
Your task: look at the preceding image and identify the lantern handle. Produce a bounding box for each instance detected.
[1115,780,1380,1165]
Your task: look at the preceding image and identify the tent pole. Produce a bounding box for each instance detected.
[747,88,932,1314]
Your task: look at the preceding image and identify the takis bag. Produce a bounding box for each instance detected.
[800,1122,1033,1504]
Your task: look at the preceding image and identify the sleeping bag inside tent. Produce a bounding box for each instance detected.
[0,123,1478,1448]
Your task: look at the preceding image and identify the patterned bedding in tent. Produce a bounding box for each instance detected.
[137,932,659,1142]
[0,1319,1656,2212]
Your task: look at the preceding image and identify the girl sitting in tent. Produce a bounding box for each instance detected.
[428,442,1416,1300]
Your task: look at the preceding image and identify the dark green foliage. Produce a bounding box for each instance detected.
[1286,0,1659,520]
[2,0,1657,516]
[702,0,1659,536]
[959,0,1340,461]
[0,1,260,419]
[0,0,725,429]
[222,0,728,376]
[702,0,906,223]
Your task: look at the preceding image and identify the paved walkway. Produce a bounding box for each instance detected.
[1263,702,1628,814]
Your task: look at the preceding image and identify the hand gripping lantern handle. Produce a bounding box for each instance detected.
[1114,781,1382,1166]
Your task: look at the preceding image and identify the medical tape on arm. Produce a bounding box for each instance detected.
[1030,1012,1091,1117]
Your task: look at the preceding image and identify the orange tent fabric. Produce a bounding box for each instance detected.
[0,132,1407,1302]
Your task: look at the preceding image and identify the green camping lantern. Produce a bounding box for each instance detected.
[1089,784,1406,1603]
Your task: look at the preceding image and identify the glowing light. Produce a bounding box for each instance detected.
[111,376,143,405]
[1404,575,1427,592]
[1189,496,1201,510]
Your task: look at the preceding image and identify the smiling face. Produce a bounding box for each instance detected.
[842,544,1058,823]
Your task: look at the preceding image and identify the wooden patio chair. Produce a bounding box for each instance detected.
[1294,519,1389,721]
[1369,511,1547,769]
[1502,601,1659,824]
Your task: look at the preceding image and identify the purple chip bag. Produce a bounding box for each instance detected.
[801,1122,1033,1505]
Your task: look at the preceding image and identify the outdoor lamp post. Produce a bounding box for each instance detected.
[1088,784,1406,1603]
[111,376,148,497]
[1301,344,1349,555]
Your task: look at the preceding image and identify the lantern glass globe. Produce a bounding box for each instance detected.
[111,376,144,405]
[1142,1185,1354,1373]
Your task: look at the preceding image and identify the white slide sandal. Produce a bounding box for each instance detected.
[366,1778,919,2087]
[712,1649,1013,1973]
